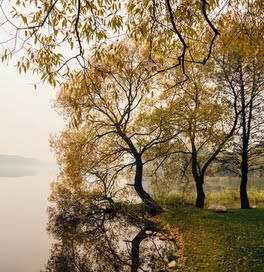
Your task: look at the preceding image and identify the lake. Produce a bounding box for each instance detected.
[6,169,256,270]
[0,170,177,272]
[0,172,55,272]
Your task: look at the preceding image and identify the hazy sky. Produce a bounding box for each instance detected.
[0,62,64,162]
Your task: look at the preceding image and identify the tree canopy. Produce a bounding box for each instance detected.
[0,0,239,85]
[1,0,263,213]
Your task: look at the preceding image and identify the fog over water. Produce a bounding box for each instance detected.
[0,171,56,272]
[0,63,64,163]
[0,60,63,271]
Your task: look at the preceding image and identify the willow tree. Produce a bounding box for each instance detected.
[164,64,239,208]
[214,55,264,209]
[51,42,181,215]
[0,0,229,85]
[213,3,264,208]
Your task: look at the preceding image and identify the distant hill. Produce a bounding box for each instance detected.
[0,154,41,177]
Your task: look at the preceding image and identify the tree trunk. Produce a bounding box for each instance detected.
[191,147,205,208]
[239,67,251,209]
[195,176,205,208]
[134,156,164,215]
[131,227,148,272]
[240,154,250,209]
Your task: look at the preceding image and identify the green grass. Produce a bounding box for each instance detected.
[158,189,264,209]
[160,207,264,272]
[206,176,264,191]
[206,189,264,207]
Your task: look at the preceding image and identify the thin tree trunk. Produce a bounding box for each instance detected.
[134,156,164,215]
[191,145,206,208]
[240,153,250,209]
[195,176,205,208]
[240,69,251,209]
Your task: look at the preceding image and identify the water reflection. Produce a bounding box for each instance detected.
[42,201,178,272]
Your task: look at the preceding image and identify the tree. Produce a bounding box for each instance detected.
[214,54,264,209]
[213,4,264,208]
[51,42,181,215]
[167,65,238,208]
[0,0,227,85]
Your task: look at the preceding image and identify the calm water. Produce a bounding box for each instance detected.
[0,172,178,272]
[42,199,177,272]
[0,173,55,272]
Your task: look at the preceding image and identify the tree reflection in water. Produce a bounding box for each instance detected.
[42,201,177,272]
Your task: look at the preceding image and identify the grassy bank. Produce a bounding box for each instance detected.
[160,208,264,272]
[157,189,264,209]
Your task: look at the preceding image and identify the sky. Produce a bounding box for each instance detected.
[0,62,64,162]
